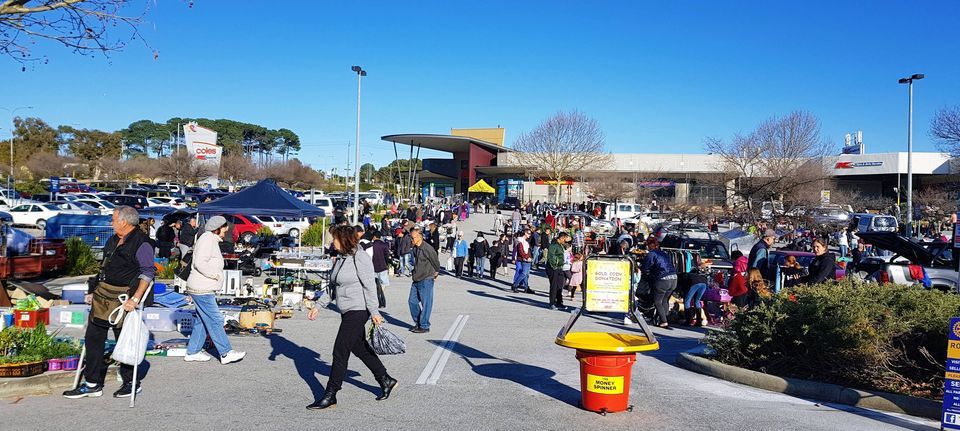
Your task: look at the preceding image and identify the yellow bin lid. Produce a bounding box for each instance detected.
[555,331,660,353]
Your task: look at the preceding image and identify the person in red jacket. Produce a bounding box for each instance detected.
[728,250,749,307]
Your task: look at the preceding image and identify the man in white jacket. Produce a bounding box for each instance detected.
[184,215,246,365]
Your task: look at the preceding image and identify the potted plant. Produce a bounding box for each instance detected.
[0,324,80,377]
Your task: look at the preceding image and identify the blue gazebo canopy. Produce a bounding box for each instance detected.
[197,179,325,218]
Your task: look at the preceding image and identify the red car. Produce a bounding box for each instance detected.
[221,214,263,243]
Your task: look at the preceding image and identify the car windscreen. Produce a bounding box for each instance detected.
[873,216,897,228]
[685,241,729,259]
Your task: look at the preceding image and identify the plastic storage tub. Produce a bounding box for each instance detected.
[61,283,89,304]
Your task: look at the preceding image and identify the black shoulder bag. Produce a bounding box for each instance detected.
[352,253,386,309]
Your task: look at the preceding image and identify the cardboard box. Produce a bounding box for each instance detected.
[239,309,274,329]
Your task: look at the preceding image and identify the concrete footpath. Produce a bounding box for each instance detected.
[0,213,942,430]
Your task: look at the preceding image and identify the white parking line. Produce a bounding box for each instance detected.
[426,315,469,385]
[416,314,469,385]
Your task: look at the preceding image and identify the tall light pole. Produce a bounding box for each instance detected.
[1,106,34,196]
[898,73,924,235]
[351,65,367,225]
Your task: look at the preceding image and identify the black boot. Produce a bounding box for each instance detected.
[684,308,696,326]
[306,390,337,410]
[376,375,398,401]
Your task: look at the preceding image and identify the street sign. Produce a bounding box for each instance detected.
[584,258,632,313]
[943,317,960,430]
[820,190,830,205]
[49,176,60,194]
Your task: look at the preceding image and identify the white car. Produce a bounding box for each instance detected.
[9,203,87,229]
[70,193,103,201]
[149,196,187,209]
[255,216,310,238]
[50,201,100,215]
[76,199,116,215]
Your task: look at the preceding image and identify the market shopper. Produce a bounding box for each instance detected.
[641,237,678,329]
[472,232,490,278]
[545,232,570,310]
[64,206,156,399]
[178,215,198,257]
[748,228,776,280]
[182,216,246,365]
[156,219,176,259]
[802,239,836,285]
[397,227,414,276]
[409,229,441,333]
[306,225,397,410]
[453,232,468,277]
[511,230,534,293]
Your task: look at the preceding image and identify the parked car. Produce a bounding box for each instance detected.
[76,199,116,214]
[59,183,94,194]
[49,200,101,215]
[555,211,616,237]
[9,203,87,229]
[184,187,208,195]
[850,213,898,233]
[769,250,845,281]
[497,196,521,211]
[155,182,184,194]
[197,192,229,203]
[149,196,187,209]
[70,193,103,201]
[856,231,958,292]
[810,206,850,226]
[610,202,644,220]
[761,201,785,220]
[255,215,310,238]
[309,197,334,216]
[29,193,53,203]
[222,214,263,243]
[102,194,150,210]
[660,233,733,269]
[623,210,674,227]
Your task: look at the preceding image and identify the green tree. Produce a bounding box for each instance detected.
[275,128,301,161]
[120,120,173,157]
[60,126,122,180]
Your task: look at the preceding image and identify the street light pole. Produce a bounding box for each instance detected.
[898,73,924,235]
[1,106,34,197]
[351,65,367,225]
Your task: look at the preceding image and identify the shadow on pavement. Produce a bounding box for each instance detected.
[264,333,379,399]
[467,289,549,309]
[381,311,414,330]
[428,340,581,408]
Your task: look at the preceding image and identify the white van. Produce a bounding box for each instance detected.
[310,197,334,217]
[851,213,898,233]
[611,202,643,220]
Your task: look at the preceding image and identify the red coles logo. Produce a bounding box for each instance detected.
[834,162,853,169]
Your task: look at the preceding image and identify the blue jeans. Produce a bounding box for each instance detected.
[531,246,541,268]
[401,252,413,275]
[839,245,848,258]
[187,293,232,357]
[475,256,487,276]
[512,261,531,289]
[408,278,435,329]
[684,283,708,309]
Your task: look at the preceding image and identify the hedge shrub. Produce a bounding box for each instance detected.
[301,221,327,247]
[706,280,960,399]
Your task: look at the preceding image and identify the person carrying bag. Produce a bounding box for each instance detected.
[306,225,398,410]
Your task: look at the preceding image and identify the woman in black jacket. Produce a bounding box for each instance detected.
[803,239,836,285]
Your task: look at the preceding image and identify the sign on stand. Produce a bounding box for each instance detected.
[584,259,632,313]
[49,176,60,200]
[943,317,960,430]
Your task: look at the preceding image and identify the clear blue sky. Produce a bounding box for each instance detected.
[3,0,959,173]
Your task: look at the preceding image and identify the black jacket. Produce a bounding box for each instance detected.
[471,239,490,258]
[803,252,835,285]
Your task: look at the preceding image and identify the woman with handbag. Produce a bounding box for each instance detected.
[307,225,397,410]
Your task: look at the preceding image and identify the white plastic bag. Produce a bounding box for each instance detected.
[446,257,454,272]
[113,309,149,365]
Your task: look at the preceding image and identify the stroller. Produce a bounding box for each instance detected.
[633,278,657,321]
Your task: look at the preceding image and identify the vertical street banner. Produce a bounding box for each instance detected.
[584,258,631,313]
[942,317,960,430]
[182,122,222,186]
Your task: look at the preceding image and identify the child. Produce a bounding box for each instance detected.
[567,252,584,299]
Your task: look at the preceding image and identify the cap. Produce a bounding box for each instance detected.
[763,229,777,238]
[204,215,227,232]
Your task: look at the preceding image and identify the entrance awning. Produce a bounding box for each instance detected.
[468,179,496,193]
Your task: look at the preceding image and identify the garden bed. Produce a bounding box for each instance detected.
[705,281,960,400]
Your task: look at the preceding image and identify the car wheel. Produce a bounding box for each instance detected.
[288,228,300,238]
[241,232,254,243]
[36,219,46,230]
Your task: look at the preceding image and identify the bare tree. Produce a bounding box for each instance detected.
[0,0,163,66]
[585,173,632,203]
[705,111,831,221]
[25,151,71,179]
[931,105,960,157]
[512,110,612,203]
[220,153,256,185]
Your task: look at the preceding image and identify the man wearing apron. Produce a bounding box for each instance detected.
[64,206,156,399]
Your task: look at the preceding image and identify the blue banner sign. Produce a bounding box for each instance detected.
[942,317,960,430]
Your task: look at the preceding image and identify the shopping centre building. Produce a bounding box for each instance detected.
[381,129,956,205]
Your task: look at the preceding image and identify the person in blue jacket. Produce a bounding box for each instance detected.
[642,237,678,329]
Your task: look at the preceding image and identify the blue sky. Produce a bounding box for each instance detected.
[3,0,959,173]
